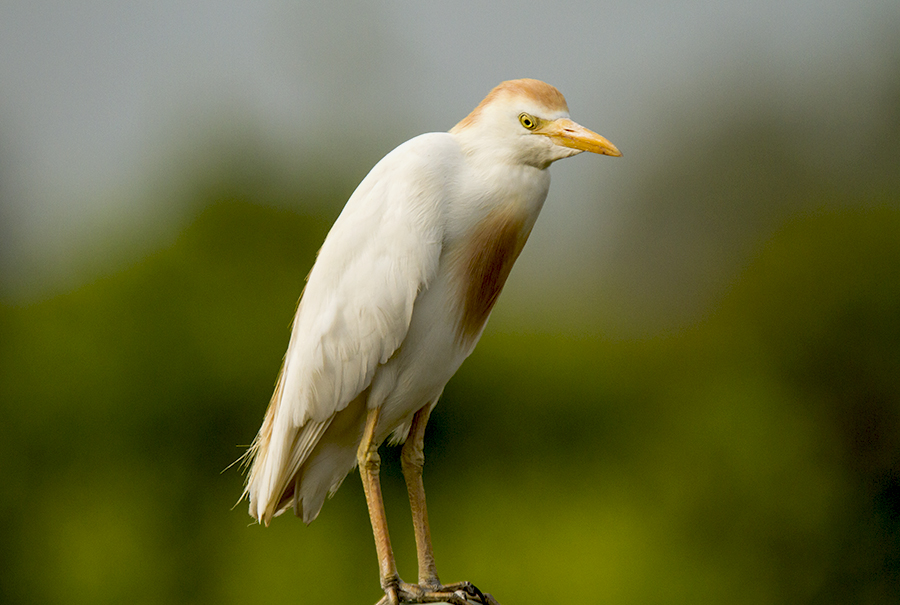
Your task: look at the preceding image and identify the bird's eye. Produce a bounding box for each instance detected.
[518,113,538,130]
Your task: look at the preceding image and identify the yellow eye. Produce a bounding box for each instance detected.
[518,113,538,130]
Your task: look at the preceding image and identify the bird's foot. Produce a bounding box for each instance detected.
[375,580,500,605]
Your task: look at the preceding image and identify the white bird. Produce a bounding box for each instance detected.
[242,78,620,605]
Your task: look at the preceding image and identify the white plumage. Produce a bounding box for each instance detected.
[242,78,619,605]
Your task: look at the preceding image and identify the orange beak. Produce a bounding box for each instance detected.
[540,118,621,157]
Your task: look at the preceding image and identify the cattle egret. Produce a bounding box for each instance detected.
[242,78,620,605]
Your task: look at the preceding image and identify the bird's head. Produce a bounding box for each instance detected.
[450,78,621,169]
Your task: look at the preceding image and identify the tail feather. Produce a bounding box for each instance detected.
[242,367,333,526]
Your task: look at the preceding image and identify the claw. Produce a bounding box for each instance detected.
[462,582,485,602]
[373,579,499,605]
[440,581,491,604]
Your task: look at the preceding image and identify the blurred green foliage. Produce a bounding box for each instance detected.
[2,87,899,605]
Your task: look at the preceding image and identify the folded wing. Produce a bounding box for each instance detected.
[244,133,459,524]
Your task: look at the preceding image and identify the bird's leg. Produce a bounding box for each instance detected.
[358,406,401,604]
[401,404,440,587]
[399,405,502,605]
[359,405,494,605]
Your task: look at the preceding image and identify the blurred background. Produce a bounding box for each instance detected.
[1,1,898,604]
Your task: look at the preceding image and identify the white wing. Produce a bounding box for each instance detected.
[245,133,460,523]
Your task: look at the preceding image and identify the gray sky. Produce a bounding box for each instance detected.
[0,0,895,300]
